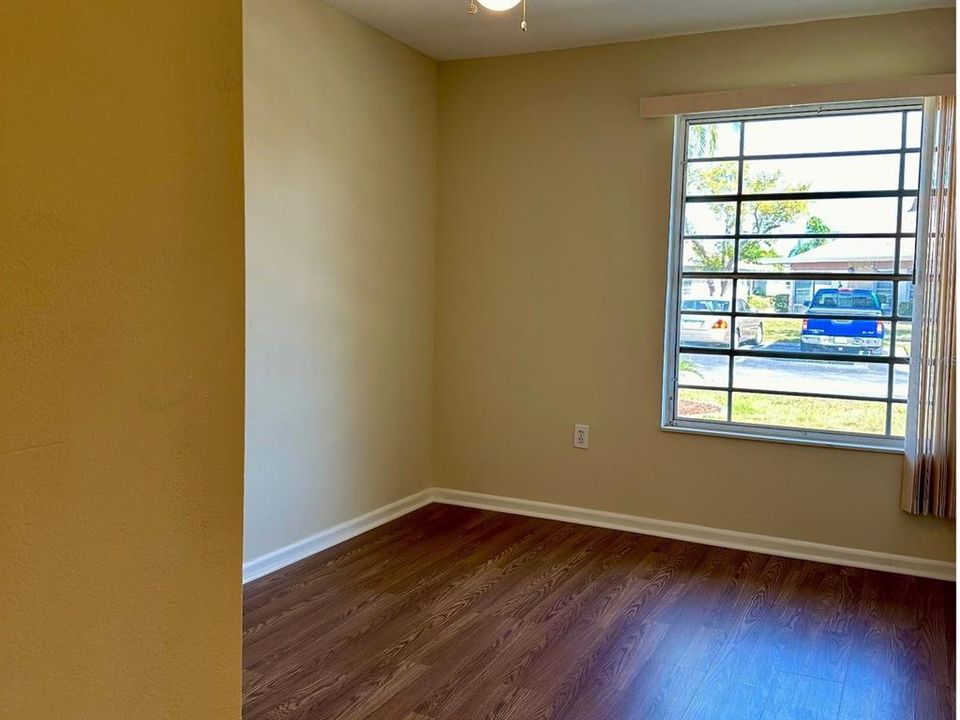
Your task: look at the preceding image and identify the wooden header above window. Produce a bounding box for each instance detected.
[640,74,955,118]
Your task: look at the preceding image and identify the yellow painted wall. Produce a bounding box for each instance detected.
[1,1,245,717]
[243,1,437,561]
[435,9,957,561]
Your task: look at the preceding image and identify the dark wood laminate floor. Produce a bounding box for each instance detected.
[243,504,955,720]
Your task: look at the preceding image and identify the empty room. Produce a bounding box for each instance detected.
[4,1,958,719]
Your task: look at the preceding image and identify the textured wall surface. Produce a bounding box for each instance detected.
[0,1,245,716]
[435,9,956,561]
[243,0,437,562]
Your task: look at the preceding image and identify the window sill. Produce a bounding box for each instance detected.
[661,419,905,454]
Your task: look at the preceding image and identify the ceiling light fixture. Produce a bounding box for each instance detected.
[467,0,527,32]
[477,0,521,9]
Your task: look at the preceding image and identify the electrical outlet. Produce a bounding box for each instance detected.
[573,424,589,449]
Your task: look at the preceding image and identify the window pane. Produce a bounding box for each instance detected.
[734,357,889,399]
[677,388,727,420]
[737,238,899,274]
[679,313,732,348]
[743,112,902,155]
[681,278,733,304]
[687,122,741,159]
[899,236,916,274]
[730,314,771,348]
[906,111,922,148]
[682,238,734,272]
[880,321,894,356]
[735,281,789,312]
[894,364,910,400]
[895,322,912,357]
[897,282,915,317]
[734,316,797,351]
[743,155,901,194]
[891,403,908,436]
[731,392,888,434]
[901,196,918,233]
[740,197,899,234]
[679,353,729,388]
[904,151,920,190]
[685,201,736,235]
[686,161,738,196]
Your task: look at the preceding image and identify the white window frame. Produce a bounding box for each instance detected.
[660,97,937,453]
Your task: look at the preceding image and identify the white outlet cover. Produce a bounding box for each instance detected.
[574,424,589,449]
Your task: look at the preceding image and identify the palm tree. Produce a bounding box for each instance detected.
[688,124,719,158]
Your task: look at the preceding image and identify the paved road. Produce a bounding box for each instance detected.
[680,340,908,399]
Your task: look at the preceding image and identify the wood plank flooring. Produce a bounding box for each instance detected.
[243,504,955,720]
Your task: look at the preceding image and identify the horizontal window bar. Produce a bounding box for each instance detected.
[677,383,907,405]
[686,189,917,203]
[683,233,911,240]
[685,147,920,163]
[680,271,911,281]
[676,345,909,364]
[679,310,896,321]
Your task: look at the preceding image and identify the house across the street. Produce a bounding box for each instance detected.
[757,238,915,312]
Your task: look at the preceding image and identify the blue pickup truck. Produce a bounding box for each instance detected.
[800,288,885,355]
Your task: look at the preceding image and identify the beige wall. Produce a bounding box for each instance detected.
[243,1,437,561]
[435,9,957,561]
[1,1,245,717]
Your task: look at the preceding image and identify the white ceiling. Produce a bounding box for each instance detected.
[324,0,953,61]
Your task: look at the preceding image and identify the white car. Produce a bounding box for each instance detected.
[680,298,763,348]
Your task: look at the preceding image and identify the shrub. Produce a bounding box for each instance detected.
[898,300,914,318]
[773,294,790,314]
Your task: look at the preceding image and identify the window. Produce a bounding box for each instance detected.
[662,100,931,451]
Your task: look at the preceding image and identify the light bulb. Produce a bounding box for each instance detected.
[476,0,522,10]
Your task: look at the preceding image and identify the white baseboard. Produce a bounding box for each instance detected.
[431,488,956,582]
[242,489,434,584]
[242,486,954,584]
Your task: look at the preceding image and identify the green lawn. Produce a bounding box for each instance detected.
[759,318,799,345]
[895,321,912,356]
[677,388,905,435]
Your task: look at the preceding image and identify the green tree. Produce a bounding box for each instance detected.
[688,124,719,158]
[805,216,831,234]
[685,162,811,294]
[788,216,832,256]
